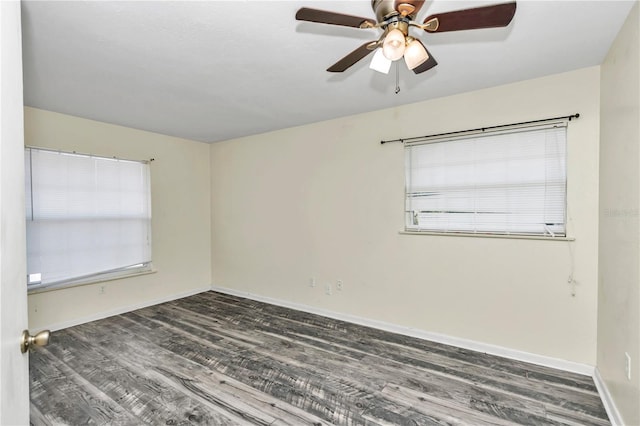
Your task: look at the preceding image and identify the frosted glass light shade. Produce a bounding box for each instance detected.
[369,49,392,74]
[404,39,429,70]
[382,29,406,61]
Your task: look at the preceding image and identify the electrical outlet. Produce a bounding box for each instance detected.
[99,285,105,294]
[336,280,343,291]
[309,277,316,288]
[325,283,332,295]
[625,352,631,381]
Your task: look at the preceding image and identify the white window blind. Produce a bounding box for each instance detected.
[404,123,567,236]
[25,147,152,289]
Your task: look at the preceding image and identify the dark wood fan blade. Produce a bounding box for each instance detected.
[412,47,438,74]
[394,0,426,17]
[327,42,376,72]
[423,2,516,33]
[296,7,376,28]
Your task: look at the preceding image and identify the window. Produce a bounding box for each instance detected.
[404,122,567,236]
[25,147,152,290]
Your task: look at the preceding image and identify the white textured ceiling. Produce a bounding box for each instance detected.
[21,1,635,143]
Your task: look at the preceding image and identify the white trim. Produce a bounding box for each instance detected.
[399,231,576,241]
[45,285,212,332]
[593,367,624,426]
[28,266,157,295]
[211,285,594,376]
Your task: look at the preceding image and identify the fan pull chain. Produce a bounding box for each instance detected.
[395,61,401,94]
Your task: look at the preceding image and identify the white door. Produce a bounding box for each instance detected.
[0,1,30,424]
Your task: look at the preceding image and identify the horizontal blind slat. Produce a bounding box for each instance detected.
[25,147,152,287]
[405,124,567,236]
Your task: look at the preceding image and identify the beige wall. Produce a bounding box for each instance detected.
[25,107,211,330]
[598,2,640,424]
[211,67,601,365]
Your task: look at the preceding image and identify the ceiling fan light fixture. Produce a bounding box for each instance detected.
[404,38,429,70]
[369,48,392,74]
[382,28,406,61]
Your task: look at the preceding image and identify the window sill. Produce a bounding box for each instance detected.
[27,267,157,295]
[399,231,575,241]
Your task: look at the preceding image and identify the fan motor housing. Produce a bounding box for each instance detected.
[372,0,401,22]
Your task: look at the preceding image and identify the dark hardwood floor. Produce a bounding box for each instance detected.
[30,291,610,425]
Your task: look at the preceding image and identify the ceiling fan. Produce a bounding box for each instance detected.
[295,0,516,75]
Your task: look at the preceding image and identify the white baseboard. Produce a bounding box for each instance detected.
[593,367,624,426]
[47,285,212,332]
[210,285,595,377]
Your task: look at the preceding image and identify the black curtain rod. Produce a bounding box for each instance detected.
[26,145,155,163]
[380,113,580,145]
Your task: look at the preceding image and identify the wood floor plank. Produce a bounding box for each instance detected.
[89,312,376,425]
[201,292,599,393]
[30,348,138,425]
[188,292,597,396]
[30,291,611,425]
[379,384,517,426]
[218,324,551,423]
[544,405,611,426]
[41,329,248,425]
[67,322,332,426]
[120,307,473,424]
[200,293,608,420]
[167,293,606,421]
